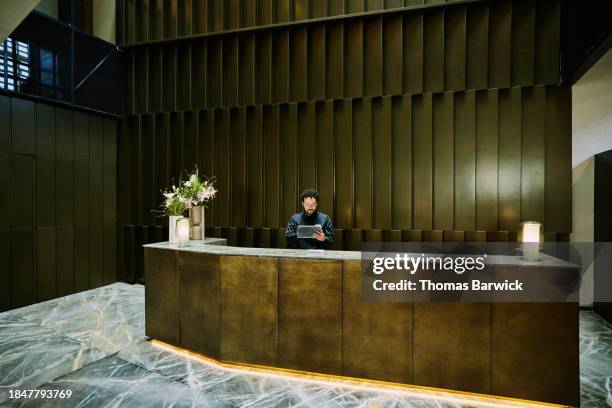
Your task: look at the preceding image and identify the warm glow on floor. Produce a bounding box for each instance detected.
[150,340,569,408]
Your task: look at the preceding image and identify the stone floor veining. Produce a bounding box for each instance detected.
[0,282,610,407]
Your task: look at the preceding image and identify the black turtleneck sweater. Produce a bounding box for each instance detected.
[285,211,334,249]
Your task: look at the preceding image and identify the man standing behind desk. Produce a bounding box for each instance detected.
[286,189,334,249]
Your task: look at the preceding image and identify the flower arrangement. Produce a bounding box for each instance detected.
[160,184,189,216]
[181,167,217,209]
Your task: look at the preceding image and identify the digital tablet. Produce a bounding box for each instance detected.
[297,224,322,239]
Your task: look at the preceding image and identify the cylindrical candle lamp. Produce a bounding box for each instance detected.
[520,221,542,261]
[177,218,190,248]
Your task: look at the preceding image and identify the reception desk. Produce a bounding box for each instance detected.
[143,242,579,406]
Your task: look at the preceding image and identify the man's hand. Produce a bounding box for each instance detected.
[313,230,326,241]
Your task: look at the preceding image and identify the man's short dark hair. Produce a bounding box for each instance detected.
[300,189,319,202]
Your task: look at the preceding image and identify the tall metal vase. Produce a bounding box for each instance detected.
[189,206,204,241]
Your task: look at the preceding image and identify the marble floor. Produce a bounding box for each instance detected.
[0,283,610,407]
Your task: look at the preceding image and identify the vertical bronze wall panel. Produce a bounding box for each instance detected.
[124,0,136,43]
[367,0,383,11]
[191,42,207,110]
[404,14,423,94]
[89,116,104,162]
[37,226,56,301]
[247,107,264,227]
[0,96,10,152]
[74,225,90,292]
[412,94,432,231]
[11,98,36,155]
[177,44,192,111]
[521,86,545,224]
[149,0,164,40]
[475,90,498,231]
[164,0,178,38]
[316,101,334,218]
[334,99,352,229]
[353,98,372,229]
[230,108,246,226]
[226,0,240,29]
[343,260,412,383]
[169,113,182,186]
[294,0,308,20]
[11,229,35,308]
[140,115,155,224]
[11,155,34,230]
[498,87,521,231]
[298,102,316,192]
[55,109,74,226]
[383,15,403,95]
[545,87,571,233]
[310,0,327,19]
[281,104,298,221]
[256,32,272,105]
[365,18,383,97]
[207,39,222,108]
[413,303,491,393]
[0,231,8,311]
[178,252,221,356]
[136,0,150,42]
[511,0,535,87]
[223,38,239,107]
[263,105,280,227]
[220,256,278,364]
[74,154,89,226]
[423,11,443,93]
[214,109,230,225]
[326,23,344,99]
[103,224,117,285]
[433,93,453,230]
[258,0,273,25]
[535,0,560,85]
[145,248,179,345]
[125,52,135,115]
[488,0,511,89]
[466,4,489,91]
[345,21,364,98]
[89,162,104,225]
[89,223,104,288]
[278,259,342,374]
[209,0,224,32]
[183,112,198,171]
[162,46,177,112]
[272,30,290,103]
[56,225,74,296]
[0,155,9,229]
[199,111,214,225]
[392,94,411,230]
[373,97,391,230]
[329,0,344,15]
[242,0,257,27]
[155,114,170,212]
[444,8,466,92]
[192,0,207,33]
[135,49,148,114]
[492,303,579,406]
[454,91,476,231]
[148,47,162,112]
[291,28,308,101]
[347,0,365,13]
[275,0,291,23]
[240,34,256,106]
[308,26,326,101]
[36,104,56,227]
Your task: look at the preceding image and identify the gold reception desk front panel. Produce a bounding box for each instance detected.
[144,245,578,406]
